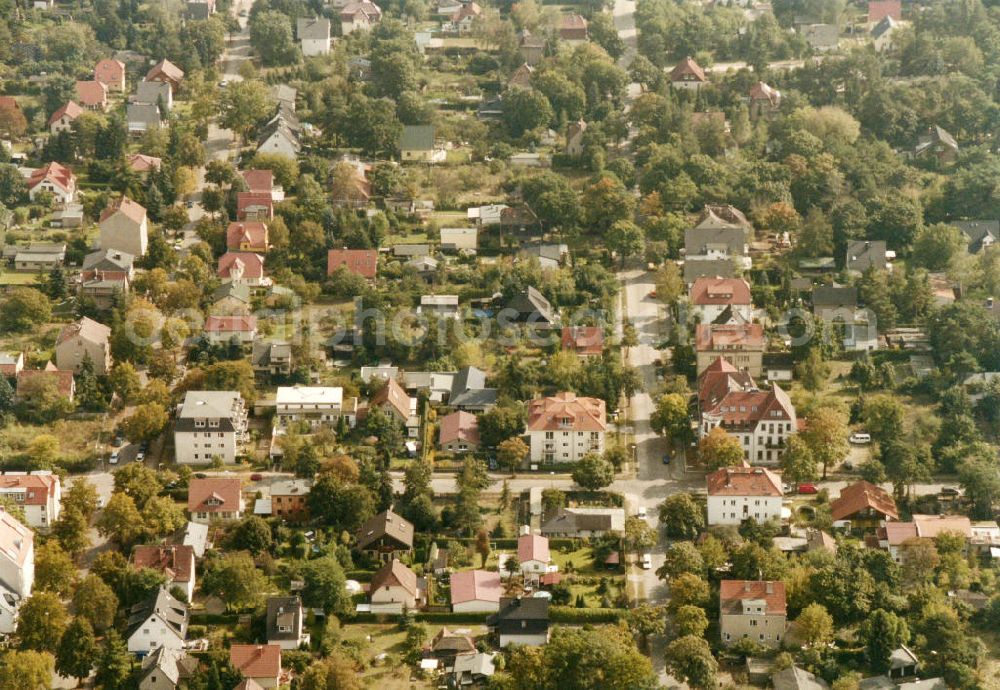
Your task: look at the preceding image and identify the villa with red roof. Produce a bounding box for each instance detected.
[0,472,61,528]
[450,569,501,612]
[689,276,753,323]
[187,476,244,522]
[230,645,282,689]
[94,58,126,91]
[697,357,757,410]
[226,222,270,253]
[868,0,901,24]
[527,391,606,463]
[204,315,258,345]
[699,381,797,466]
[146,59,185,88]
[518,531,551,581]
[132,545,196,602]
[27,162,76,203]
[76,80,108,110]
[237,192,273,221]
[438,410,480,453]
[241,169,283,201]
[218,252,268,287]
[127,153,162,174]
[707,464,783,525]
[48,101,84,134]
[695,323,765,377]
[670,56,706,90]
[830,480,899,529]
[561,326,604,357]
[327,248,378,279]
[719,580,786,647]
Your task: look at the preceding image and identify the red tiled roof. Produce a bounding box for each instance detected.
[241,169,274,194]
[527,392,607,432]
[749,81,781,106]
[830,480,899,521]
[0,96,19,112]
[0,474,58,506]
[226,222,269,250]
[48,101,84,127]
[517,533,549,563]
[94,58,126,85]
[187,477,242,513]
[230,645,281,679]
[695,323,764,351]
[127,153,162,172]
[236,192,273,217]
[205,315,257,333]
[27,162,74,193]
[559,13,587,30]
[561,326,603,356]
[99,196,147,225]
[327,248,378,279]
[698,357,757,409]
[707,465,782,497]
[670,56,706,82]
[16,368,74,398]
[702,384,794,428]
[913,514,971,538]
[217,252,266,280]
[690,277,752,306]
[132,545,195,583]
[146,59,185,83]
[371,558,419,597]
[868,0,901,23]
[439,410,479,446]
[451,1,481,21]
[75,80,107,107]
[450,569,501,605]
[719,580,786,615]
[372,378,413,420]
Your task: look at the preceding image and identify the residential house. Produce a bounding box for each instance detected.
[145,59,185,88]
[695,323,765,377]
[370,559,425,613]
[707,465,784,526]
[452,653,498,686]
[565,120,587,156]
[527,391,606,463]
[11,242,66,272]
[204,315,257,345]
[689,277,753,324]
[55,317,112,375]
[76,80,108,110]
[540,508,625,537]
[98,196,149,257]
[830,480,899,528]
[371,378,419,436]
[0,509,33,634]
[211,282,253,315]
[251,341,293,377]
[185,0,216,19]
[175,392,248,466]
[243,169,281,200]
[915,126,958,165]
[489,597,550,647]
[187,476,244,523]
[230,645,282,689]
[0,97,21,136]
[748,81,781,119]
[237,192,274,221]
[450,1,481,32]
[801,23,840,51]
[327,248,378,279]
[561,326,603,357]
[407,255,439,280]
[951,220,998,254]
[400,125,445,162]
[518,30,546,65]
[867,0,901,24]
[51,203,84,228]
[48,101,84,134]
[275,386,358,430]
[266,596,309,650]
[430,626,476,663]
[256,118,300,158]
[126,103,161,134]
[134,80,172,112]
[812,285,878,351]
[217,252,268,287]
[438,411,480,453]
[341,1,382,34]
[880,514,972,563]
[699,383,797,465]
[509,62,534,88]
[270,84,297,111]
[773,665,829,690]
[698,356,757,410]
[846,240,889,274]
[419,294,460,319]
[95,59,127,91]
[669,56,706,90]
[888,646,920,679]
[0,353,24,379]
[518,532,551,581]
[297,17,331,56]
[450,569,501,612]
[503,286,557,326]
[16,367,75,403]
[268,480,311,520]
[448,366,497,411]
[181,521,210,559]
[138,646,197,690]
[558,14,588,43]
[871,15,902,51]
[0,473,58,531]
[440,227,478,252]
[127,153,162,174]
[125,587,189,655]
[720,580,786,647]
[27,162,76,203]
[227,222,270,253]
[79,268,130,309]
[355,509,414,563]
[132,545,196,602]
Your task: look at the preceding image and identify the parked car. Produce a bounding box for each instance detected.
[782,483,791,493]
[849,432,871,444]
[112,435,124,447]
[135,451,145,462]
[109,451,120,465]
[940,487,961,497]
[640,553,652,569]
[662,453,671,465]
[250,473,263,481]
[194,472,207,479]
[798,483,818,494]
[637,506,647,519]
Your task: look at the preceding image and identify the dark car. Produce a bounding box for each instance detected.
[250,473,263,481]
[112,435,124,447]
[194,472,208,479]
[940,487,961,497]
[662,453,671,465]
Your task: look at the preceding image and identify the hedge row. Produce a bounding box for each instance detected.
[190,613,240,625]
[549,606,627,623]
[350,611,492,624]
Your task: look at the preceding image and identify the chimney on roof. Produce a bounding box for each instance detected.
[765,582,774,594]
[744,581,751,592]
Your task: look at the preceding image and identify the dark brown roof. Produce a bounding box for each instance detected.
[356,508,414,550]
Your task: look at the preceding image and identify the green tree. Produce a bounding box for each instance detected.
[667,573,709,611]
[52,507,91,555]
[796,603,834,648]
[664,635,718,689]
[219,80,276,145]
[571,452,615,490]
[582,174,635,234]
[860,609,909,672]
[651,393,692,443]
[231,516,273,552]
[697,427,744,471]
[34,542,77,597]
[306,473,376,534]
[795,347,830,391]
[454,456,484,535]
[658,541,704,580]
[26,435,60,470]
[654,263,684,304]
[142,495,187,538]
[501,87,554,137]
[673,605,709,638]
[625,516,659,551]
[120,402,169,443]
[497,437,528,474]
[780,435,817,484]
[658,493,705,540]
[249,10,299,66]
[17,592,68,653]
[112,463,162,508]
[94,629,131,690]
[298,653,361,690]
[1,288,52,332]
[628,604,667,650]
[477,403,526,447]
[202,552,268,611]
[300,555,349,614]
[72,575,119,632]
[0,650,54,690]
[607,220,645,266]
[96,492,145,545]
[55,618,96,683]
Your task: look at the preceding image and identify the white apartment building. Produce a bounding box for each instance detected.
[0,509,34,634]
[699,384,797,466]
[174,391,248,465]
[526,392,606,464]
[274,386,358,430]
[707,465,784,526]
[0,472,60,528]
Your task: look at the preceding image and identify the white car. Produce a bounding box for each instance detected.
[109,451,120,465]
[636,506,647,519]
[849,432,872,444]
[640,553,652,570]
[135,451,145,462]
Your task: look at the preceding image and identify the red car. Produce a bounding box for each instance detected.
[798,483,818,494]
[250,473,263,481]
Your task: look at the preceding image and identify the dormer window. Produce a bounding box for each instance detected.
[195,420,205,428]
[209,420,219,428]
